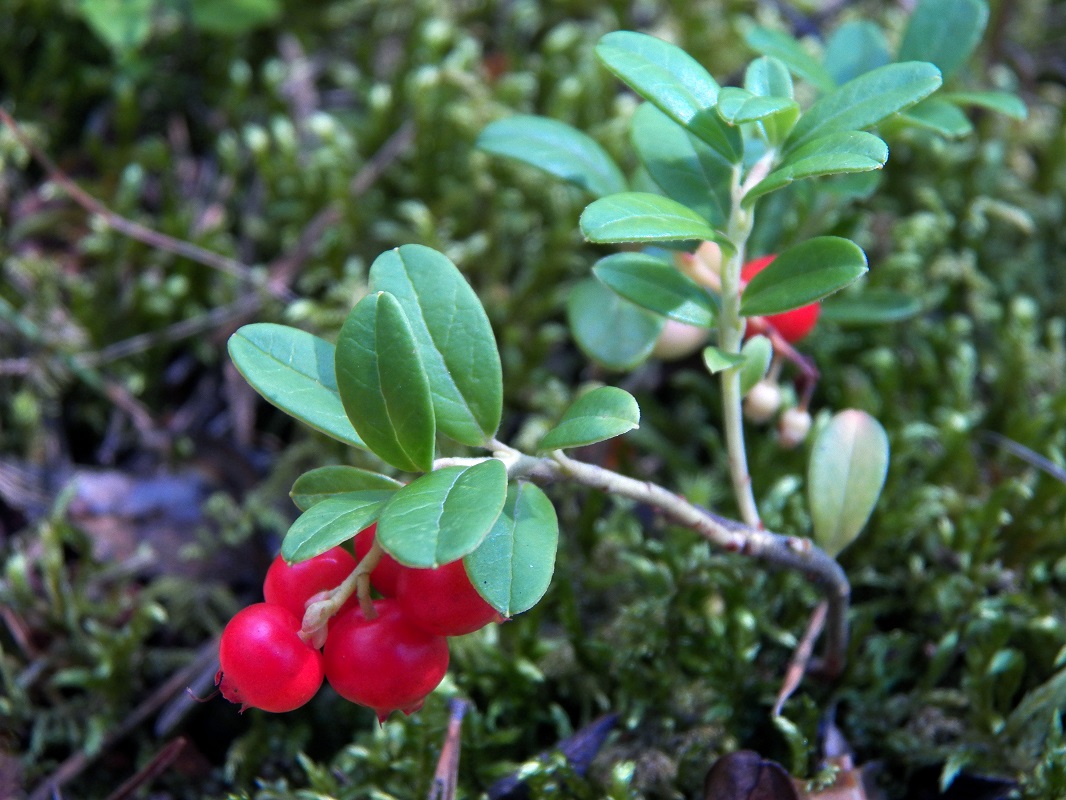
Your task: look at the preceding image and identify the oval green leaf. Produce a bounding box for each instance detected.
[716,87,798,126]
[740,237,869,317]
[290,466,403,511]
[580,192,723,244]
[902,97,974,137]
[464,481,559,617]
[281,491,395,562]
[807,409,890,557]
[745,56,795,100]
[228,323,367,449]
[567,278,664,371]
[943,90,1027,120]
[476,115,627,198]
[701,345,745,375]
[820,290,923,325]
[823,21,891,85]
[375,459,508,568]
[593,252,716,328]
[743,26,836,93]
[537,386,640,453]
[738,335,773,397]
[369,245,502,447]
[335,291,436,473]
[784,61,943,154]
[744,131,888,207]
[898,0,988,81]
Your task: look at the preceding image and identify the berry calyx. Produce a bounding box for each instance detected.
[353,524,407,597]
[395,559,505,637]
[216,603,324,713]
[741,255,821,343]
[263,546,359,620]
[323,599,449,721]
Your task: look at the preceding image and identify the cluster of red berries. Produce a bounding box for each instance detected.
[215,525,503,720]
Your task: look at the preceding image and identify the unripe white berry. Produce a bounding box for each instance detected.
[778,407,812,448]
[743,379,781,424]
[652,319,711,361]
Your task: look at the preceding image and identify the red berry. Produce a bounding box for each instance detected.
[395,559,505,637]
[216,603,324,713]
[263,546,358,620]
[323,599,449,721]
[353,524,407,597]
[741,255,821,343]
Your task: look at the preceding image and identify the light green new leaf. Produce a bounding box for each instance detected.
[808,409,889,556]
[744,131,888,207]
[335,292,436,473]
[282,491,394,562]
[943,90,1027,120]
[476,115,627,198]
[537,386,640,452]
[898,0,988,81]
[596,31,741,162]
[228,323,367,449]
[369,245,502,447]
[738,335,773,397]
[745,57,794,99]
[741,237,868,317]
[701,346,745,374]
[290,466,403,511]
[820,290,923,325]
[716,87,799,131]
[593,252,716,328]
[568,279,664,371]
[743,26,836,93]
[580,192,724,244]
[465,482,558,617]
[375,460,508,568]
[631,103,731,227]
[902,97,973,137]
[784,61,943,153]
[823,21,891,85]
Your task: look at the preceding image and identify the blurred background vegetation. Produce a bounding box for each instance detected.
[1,0,1064,797]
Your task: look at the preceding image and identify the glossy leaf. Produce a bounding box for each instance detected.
[823,21,891,85]
[335,291,436,473]
[808,409,890,557]
[568,278,664,371]
[369,245,502,447]
[465,482,559,616]
[282,491,394,562]
[744,56,794,99]
[743,26,835,93]
[476,115,627,198]
[944,90,1027,120]
[744,131,888,207]
[898,0,988,81]
[593,252,716,328]
[701,346,745,374]
[903,97,973,137]
[537,386,640,452]
[716,87,798,126]
[738,335,773,397]
[740,237,869,317]
[228,323,367,449]
[596,31,741,162]
[580,192,723,244]
[290,466,403,511]
[784,61,943,153]
[631,103,730,226]
[820,290,923,324]
[375,460,508,568]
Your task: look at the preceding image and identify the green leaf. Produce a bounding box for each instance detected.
[820,290,923,324]
[190,0,281,35]
[78,0,153,56]
[784,61,943,153]
[807,409,889,557]
[465,482,559,616]
[368,245,502,447]
[902,97,974,137]
[716,88,798,125]
[593,252,716,328]
[743,26,836,93]
[282,491,394,562]
[744,56,794,100]
[580,192,723,244]
[631,103,730,227]
[744,131,888,207]
[822,21,891,85]
[290,466,403,512]
[595,31,741,162]
[476,115,627,198]
[335,292,436,473]
[898,0,988,81]
[741,237,868,317]
[537,386,640,452]
[943,90,1027,120]
[375,460,508,568]
[228,323,367,449]
[738,335,773,396]
[568,279,664,371]
[701,346,745,374]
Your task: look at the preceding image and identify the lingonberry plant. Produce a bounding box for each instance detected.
[220,0,1023,747]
